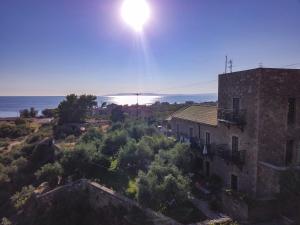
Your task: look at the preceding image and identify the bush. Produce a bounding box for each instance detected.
[30,139,56,168]
[65,135,76,143]
[35,162,63,187]
[14,118,27,126]
[101,130,128,156]
[118,140,153,173]
[60,149,91,179]
[0,123,31,139]
[53,124,81,139]
[20,107,38,118]
[137,159,190,211]
[11,185,35,209]
[0,139,9,148]
[42,108,57,118]
[80,128,103,143]
[26,134,41,144]
[158,143,194,174]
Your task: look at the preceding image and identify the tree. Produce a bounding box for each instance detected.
[35,162,63,188]
[57,94,97,124]
[60,149,91,179]
[118,140,153,173]
[101,130,128,156]
[11,185,35,209]
[80,128,103,143]
[137,158,190,211]
[20,108,38,118]
[110,106,125,123]
[158,143,194,174]
[42,108,57,118]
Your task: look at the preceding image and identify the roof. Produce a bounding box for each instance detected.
[170,105,218,126]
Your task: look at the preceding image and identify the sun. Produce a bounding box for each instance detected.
[121,0,151,32]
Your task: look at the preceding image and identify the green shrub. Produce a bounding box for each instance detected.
[26,134,41,144]
[35,162,63,187]
[0,123,30,139]
[65,135,76,143]
[11,185,35,209]
[101,130,128,156]
[53,124,81,139]
[14,118,27,126]
[80,128,102,143]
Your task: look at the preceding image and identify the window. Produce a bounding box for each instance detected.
[286,140,294,165]
[198,124,201,139]
[233,98,240,114]
[231,174,238,191]
[232,136,239,152]
[205,132,211,145]
[297,143,300,164]
[189,127,194,138]
[176,124,179,137]
[199,158,203,170]
[287,98,296,125]
[205,161,210,177]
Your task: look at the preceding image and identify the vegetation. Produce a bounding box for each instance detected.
[0,122,31,139]
[57,94,97,124]
[11,185,35,209]
[42,108,57,118]
[0,96,208,224]
[20,108,38,118]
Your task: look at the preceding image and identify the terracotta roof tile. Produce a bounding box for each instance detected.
[171,105,217,126]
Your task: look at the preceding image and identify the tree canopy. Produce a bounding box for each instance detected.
[57,94,97,124]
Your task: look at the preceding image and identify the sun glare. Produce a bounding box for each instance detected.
[121,0,151,32]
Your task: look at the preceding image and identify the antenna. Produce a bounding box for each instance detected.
[259,62,263,68]
[228,59,233,73]
[225,55,228,74]
[136,93,139,119]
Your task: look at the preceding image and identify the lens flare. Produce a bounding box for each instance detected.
[121,0,151,32]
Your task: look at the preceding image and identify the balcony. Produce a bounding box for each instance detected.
[215,144,246,167]
[218,108,246,130]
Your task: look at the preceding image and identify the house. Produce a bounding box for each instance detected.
[169,68,300,222]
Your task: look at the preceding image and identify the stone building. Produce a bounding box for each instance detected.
[169,68,300,222]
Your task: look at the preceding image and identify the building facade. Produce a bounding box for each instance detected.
[169,68,300,221]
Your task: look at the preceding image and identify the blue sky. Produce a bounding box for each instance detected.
[0,0,300,96]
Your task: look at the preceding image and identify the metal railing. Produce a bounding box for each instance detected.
[218,108,246,125]
[215,144,246,166]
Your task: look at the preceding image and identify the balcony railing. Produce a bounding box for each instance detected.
[218,108,246,126]
[215,144,246,166]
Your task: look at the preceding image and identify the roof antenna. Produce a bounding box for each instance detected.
[228,59,233,73]
[259,62,263,68]
[225,55,228,74]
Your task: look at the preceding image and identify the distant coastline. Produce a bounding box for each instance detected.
[0,94,217,118]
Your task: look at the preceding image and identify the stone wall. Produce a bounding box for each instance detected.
[222,191,278,223]
[36,179,182,225]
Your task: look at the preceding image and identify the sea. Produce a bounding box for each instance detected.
[0,94,217,118]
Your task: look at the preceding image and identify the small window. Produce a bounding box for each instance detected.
[205,132,211,145]
[297,143,300,164]
[205,161,210,177]
[198,124,201,139]
[199,158,203,170]
[286,140,294,165]
[189,127,194,138]
[233,98,240,114]
[232,136,239,152]
[231,174,238,191]
[176,124,179,136]
[287,98,296,125]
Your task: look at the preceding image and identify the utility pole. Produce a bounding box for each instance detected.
[136,93,139,120]
[225,55,228,74]
[228,59,233,73]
